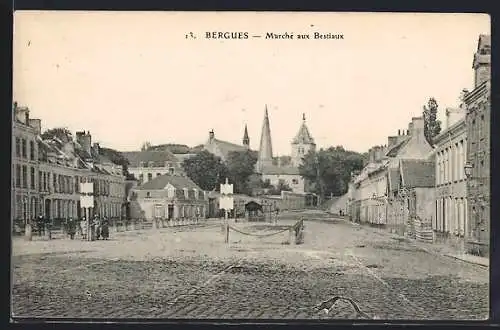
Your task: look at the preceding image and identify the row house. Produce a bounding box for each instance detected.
[351,116,433,235]
[11,104,127,228]
[129,174,208,221]
[11,103,41,223]
[433,106,468,250]
[464,34,490,256]
[122,150,185,185]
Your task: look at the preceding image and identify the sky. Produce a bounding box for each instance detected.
[13,11,490,155]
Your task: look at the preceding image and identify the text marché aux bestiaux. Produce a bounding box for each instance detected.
[205,32,344,40]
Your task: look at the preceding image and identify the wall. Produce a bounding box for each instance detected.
[261,173,305,194]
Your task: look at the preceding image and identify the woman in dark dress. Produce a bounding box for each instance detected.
[101,217,109,240]
[67,217,76,240]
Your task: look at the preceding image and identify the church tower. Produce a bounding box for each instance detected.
[256,105,274,171]
[291,113,316,167]
[242,124,250,148]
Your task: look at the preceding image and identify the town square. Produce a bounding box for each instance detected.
[11,12,490,321]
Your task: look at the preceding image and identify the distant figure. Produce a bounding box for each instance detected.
[339,209,343,216]
[67,217,76,239]
[37,216,45,236]
[94,217,102,240]
[80,217,88,240]
[101,217,109,240]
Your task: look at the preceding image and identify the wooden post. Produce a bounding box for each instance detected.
[225,223,230,243]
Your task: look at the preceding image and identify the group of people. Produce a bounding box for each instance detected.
[77,216,110,240]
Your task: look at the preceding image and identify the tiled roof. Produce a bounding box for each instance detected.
[292,122,315,145]
[400,159,435,188]
[136,174,202,190]
[206,139,249,160]
[123,150,179,167]
[260,165,300,175]
[385,137,410,157]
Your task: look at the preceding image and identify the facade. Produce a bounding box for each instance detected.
[123,150,184,185]
[12,103,41,224]
[464,34,491,256]
[11,103,127,231]
[433,107,468,249]
[351,116,434,232]
[129,174,208,221]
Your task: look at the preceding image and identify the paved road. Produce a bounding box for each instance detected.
[11,213,489,320]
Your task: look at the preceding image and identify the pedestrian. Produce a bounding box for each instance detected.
[94,216,101,240]
[37,215,45,237]
[67,217,76,240]
[101,217,109,240]
[80,217,88,240]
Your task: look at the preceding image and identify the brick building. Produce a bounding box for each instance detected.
[464,34,490,256]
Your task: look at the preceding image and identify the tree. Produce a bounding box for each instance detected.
[148,143,191,154]
[99,147,132,177]
[41,127,73,143]
[182,150,229,191]
[225,150,258,195]
[140,141,152,151]
[299,147,365,198]
[268,181,292,195]
[423,97,442,146]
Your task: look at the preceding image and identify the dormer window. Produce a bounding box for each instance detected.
[193,189,199,200]
[169,167,175,175]
[167,186,175,198]
[183,188,189,199]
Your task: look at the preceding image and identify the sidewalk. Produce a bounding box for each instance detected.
[339,218,490,268]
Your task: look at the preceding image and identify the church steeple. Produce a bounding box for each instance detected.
[257,105,273,171]
[291,113,316,167]
[242,124,250,148]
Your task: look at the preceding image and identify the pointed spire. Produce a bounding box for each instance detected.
[257,105,273,170]
[303,113,306,121]
[243,124,250,147]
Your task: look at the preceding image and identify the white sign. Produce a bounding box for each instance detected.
[80,195,94,208]
[220,183,233,195]
[80,182,94,194]
[219,196,234,210]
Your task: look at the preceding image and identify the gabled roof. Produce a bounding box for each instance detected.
[205,138,249,160]
[260,165,300,175]
[123,150,179,167]
[136,174,202,191]
[400,159,435,188]
[385,137,410,157]
[292,121,315,145]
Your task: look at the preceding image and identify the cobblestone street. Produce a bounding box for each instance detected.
[11,212,489,320]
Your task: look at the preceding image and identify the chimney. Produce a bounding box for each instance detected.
[387,136,398,148]
[92,142,100,156]
[398,129,401,136]
[15,106,30,125]
[76,130,92,156]
[28,119,41,135]
[209,130,215,142]
[409,117,425,143]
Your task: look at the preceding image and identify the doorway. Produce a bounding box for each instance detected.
[45,199,51,219]
[168,204,174,220]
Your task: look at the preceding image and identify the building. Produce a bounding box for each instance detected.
[123,149,184,185]
[254,107,314,194]
[11,103,127,231]
[433,105,468,251]
[464,34,490,256]
[351,116,433,234]
[203,127,250,162]
[128,174,208,221]
[11,103,41,226]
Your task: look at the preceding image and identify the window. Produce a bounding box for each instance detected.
[147,173,153,182]
[292,179,299,184]
[169,167,175,175]
[194,189,199,200]
[30,167,35,189]
[157,173,162,177]
[75,176,79,192]
[15,137,20,157]
[21,139,27,158]
[15,164,21,187]
[39,171,42,191]
[53,174,58,192]
[149,161,155,168]
[167,187,175,198]
[139,174,144,183]
[146,192,151,198]
[139,161,144,167]
[22,165,27,188]
[29,140,35,160]
[184,188,188,199]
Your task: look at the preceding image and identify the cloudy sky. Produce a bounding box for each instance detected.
[13,11,490,155]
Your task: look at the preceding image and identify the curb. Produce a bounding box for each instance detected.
[443,254,489,268]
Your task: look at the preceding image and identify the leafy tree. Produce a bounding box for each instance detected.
[225,150,258,195]
[182,150,229,191]
[423,97,442,146]
[299,147,365,198]
[99,147,131,177]
[41,127,73,143]
[268,181,292,195]
[140,141,152,151]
